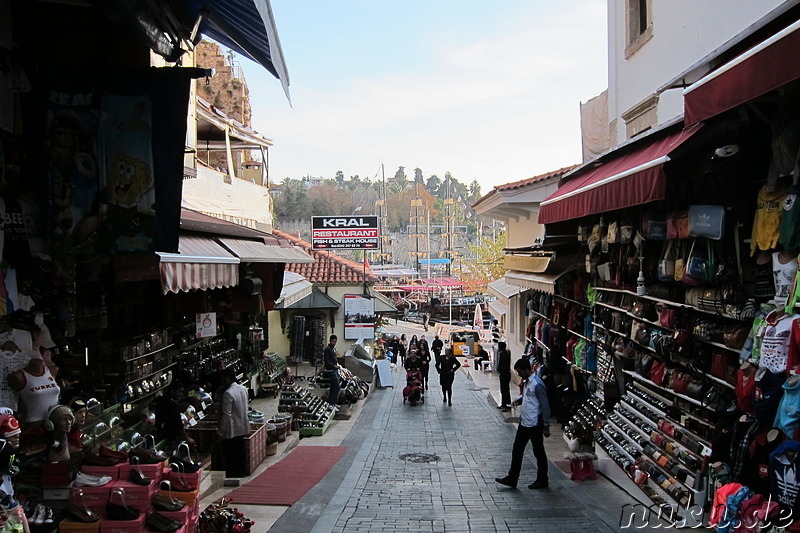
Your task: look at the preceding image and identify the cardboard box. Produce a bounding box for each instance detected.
[99,513,145,533]
[118,463,163,484]
[59,517,101,533]
[157,487,198,508]
[108,481,156,512]
[71,486,113,514]
[163,469,201,490]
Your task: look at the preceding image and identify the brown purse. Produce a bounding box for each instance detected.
[723,325,749,350]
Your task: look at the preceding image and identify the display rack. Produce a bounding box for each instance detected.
[277,385,335,436]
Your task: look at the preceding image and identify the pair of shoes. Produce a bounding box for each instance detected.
[497,404,510,409]
[528,480,549,490]
[67,503,99,523]
[106,501,139,521]
[500,407,511,412]
[129,448,168,465]
[129,468,151,486]
[99,445,129,463]
[146,511,183,532]
[495,476,517,489]
[152,494,185,512]
[75,472,113,486]
[30,504,51,525]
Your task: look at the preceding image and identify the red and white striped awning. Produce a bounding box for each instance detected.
[157,235,240,294]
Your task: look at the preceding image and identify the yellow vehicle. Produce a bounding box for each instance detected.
[449,329,481,357]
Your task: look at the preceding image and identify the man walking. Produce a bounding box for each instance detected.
[431,335,444,364]
[496,342,512,411]
[495,358,550,490]
[218,368,249,481]
[323,335,341,409]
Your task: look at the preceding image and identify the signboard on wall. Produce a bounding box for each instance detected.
[343,294,375,340]
[311,216,379,250]
[196,312,217,338]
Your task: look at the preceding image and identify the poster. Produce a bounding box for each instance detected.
[343,294,375,340]
[196,312,217,338]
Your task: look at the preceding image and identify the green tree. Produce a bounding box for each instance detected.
[335,170,345,189]
[414,167,424,185]
[469,179,481,200]
[392,166,407,193]
[455,231,506,295]
[426,174,440,196]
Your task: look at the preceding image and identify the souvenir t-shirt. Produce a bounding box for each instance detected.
[773,252,799,306]
[751,183,788,255]
[753,258,776,303]
[775,376,800,439]
[780,185,800,250]
[759,311,800,374]
[769,440,800,512]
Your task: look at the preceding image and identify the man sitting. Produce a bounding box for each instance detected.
[474,344,490,370]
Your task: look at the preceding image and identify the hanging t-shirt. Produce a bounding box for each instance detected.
[753,257,776,303]
[751,183,788,256]
[769,440,800,512]
[780,184,800,250]
[775,376,800,439]
[773,252,799,306]
[759,311,800,374]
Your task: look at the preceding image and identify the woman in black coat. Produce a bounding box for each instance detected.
[419,342,432,390]
[435,348,461,406]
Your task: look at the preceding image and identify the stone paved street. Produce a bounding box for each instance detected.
[263,360,671,533]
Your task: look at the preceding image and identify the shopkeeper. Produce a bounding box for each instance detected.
[153,380,195,448]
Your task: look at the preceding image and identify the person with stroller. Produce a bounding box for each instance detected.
[404,349,422,372]
[436,348,461,406]
[419,342,432,390]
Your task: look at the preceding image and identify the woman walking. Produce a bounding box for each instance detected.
[419,342,432,390]
[399,334,408,367]
[436,348,461,406]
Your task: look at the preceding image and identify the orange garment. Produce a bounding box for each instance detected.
[709,482,743,527]
[751,183,787,255]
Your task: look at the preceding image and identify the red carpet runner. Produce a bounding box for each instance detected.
[226,446,347,506]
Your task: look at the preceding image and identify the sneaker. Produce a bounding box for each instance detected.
[528,480,549,490]
[31,504,45,525]
[75,472,113,487]
[494,476,517,489]
[44,507,54,524]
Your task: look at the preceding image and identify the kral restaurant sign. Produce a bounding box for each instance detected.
[311,216,379,250]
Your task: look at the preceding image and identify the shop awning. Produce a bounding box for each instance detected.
[487,278,523,300]
[488,299,507,318]
[277,287,340,310]
[418,277,464,287]
[273,272,312,309]
[157,235,240,294]
[684,18,800,126]
[217,237,313,264]
[504,260,575,294]
[538,124,702,224]
[181,0,290,101]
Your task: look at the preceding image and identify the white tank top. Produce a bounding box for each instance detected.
[773,252,799,305]
[18,366,60,422]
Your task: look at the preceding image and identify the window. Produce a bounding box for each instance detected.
[626,0,653,57]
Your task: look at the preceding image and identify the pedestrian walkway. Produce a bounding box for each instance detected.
[256,362,674,533]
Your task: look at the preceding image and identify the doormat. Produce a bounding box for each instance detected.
[225,446,347,506]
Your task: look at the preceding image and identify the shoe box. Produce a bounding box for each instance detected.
[108,480,158,511]
[82,464,122,482]
[162,469,201,490]
[98,512,145,533]
[42,461,76,487]
[157,487,199,508]
[118,461,166,484]
[71,485,114,515]
[59,517,101,533]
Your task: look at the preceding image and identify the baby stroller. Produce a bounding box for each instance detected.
[403,370,425,406]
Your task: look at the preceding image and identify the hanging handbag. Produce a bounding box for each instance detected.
[658,241,675,281]
[620,221,634,244]
[667,211,680,240]
[642,212,667,240]
[674,241,686,282]
[608,221,620,244]
[677,210,690,239]
[683,239,709,286]
[688,205,726,240]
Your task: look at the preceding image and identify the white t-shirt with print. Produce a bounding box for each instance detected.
[760,311,800,373]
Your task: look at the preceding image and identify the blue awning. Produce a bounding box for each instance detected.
[183,0,290,101]
[419,258,451,265]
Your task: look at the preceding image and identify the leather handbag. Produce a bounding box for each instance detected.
[607,221,620,244]
[659,307,677,329]
[683,239,709,286]
[698,288,725,314]
[686,376,706,400]
[636,351,654,377]
[723,325,749,350]
[650,360,667,386]
[672,371,690,394]
[688,204,726,240]
[642,212,667,240]
[634,323,651,346]
[710,349,728,380]
[667,211,680,240]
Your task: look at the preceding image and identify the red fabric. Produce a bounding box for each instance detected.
[788,320,800,373]
[538,125,703,224]
[709,482,743,526]
[736,365,757,414]
[225,446,347,505]
[684,22,800,126]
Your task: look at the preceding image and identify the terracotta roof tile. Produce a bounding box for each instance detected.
[494,165,579,192]
[272,229,379,284]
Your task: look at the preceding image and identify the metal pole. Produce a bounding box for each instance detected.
[426,208,431,279]
[449,287,452,325]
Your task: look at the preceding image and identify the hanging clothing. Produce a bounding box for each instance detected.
[769,440,800,512]
[752,257,776,303]
[775,376,800,439]
[747,430,786,496]
[751,183,788,256]
[754,368,786,428]
[780,184,800,250]
[773,252,799,306]
[759,311,800,374]
[736,364,758,414]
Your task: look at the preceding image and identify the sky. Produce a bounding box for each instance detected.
[237,1,608,194]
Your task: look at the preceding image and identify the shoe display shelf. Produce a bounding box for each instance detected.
[258,353,286,398]
[277,385,335,436]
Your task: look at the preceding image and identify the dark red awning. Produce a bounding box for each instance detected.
[684,19,800,126]
[538,124,702,224]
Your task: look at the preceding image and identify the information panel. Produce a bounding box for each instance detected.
[343,294,375,340]
[311,216,379,250]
